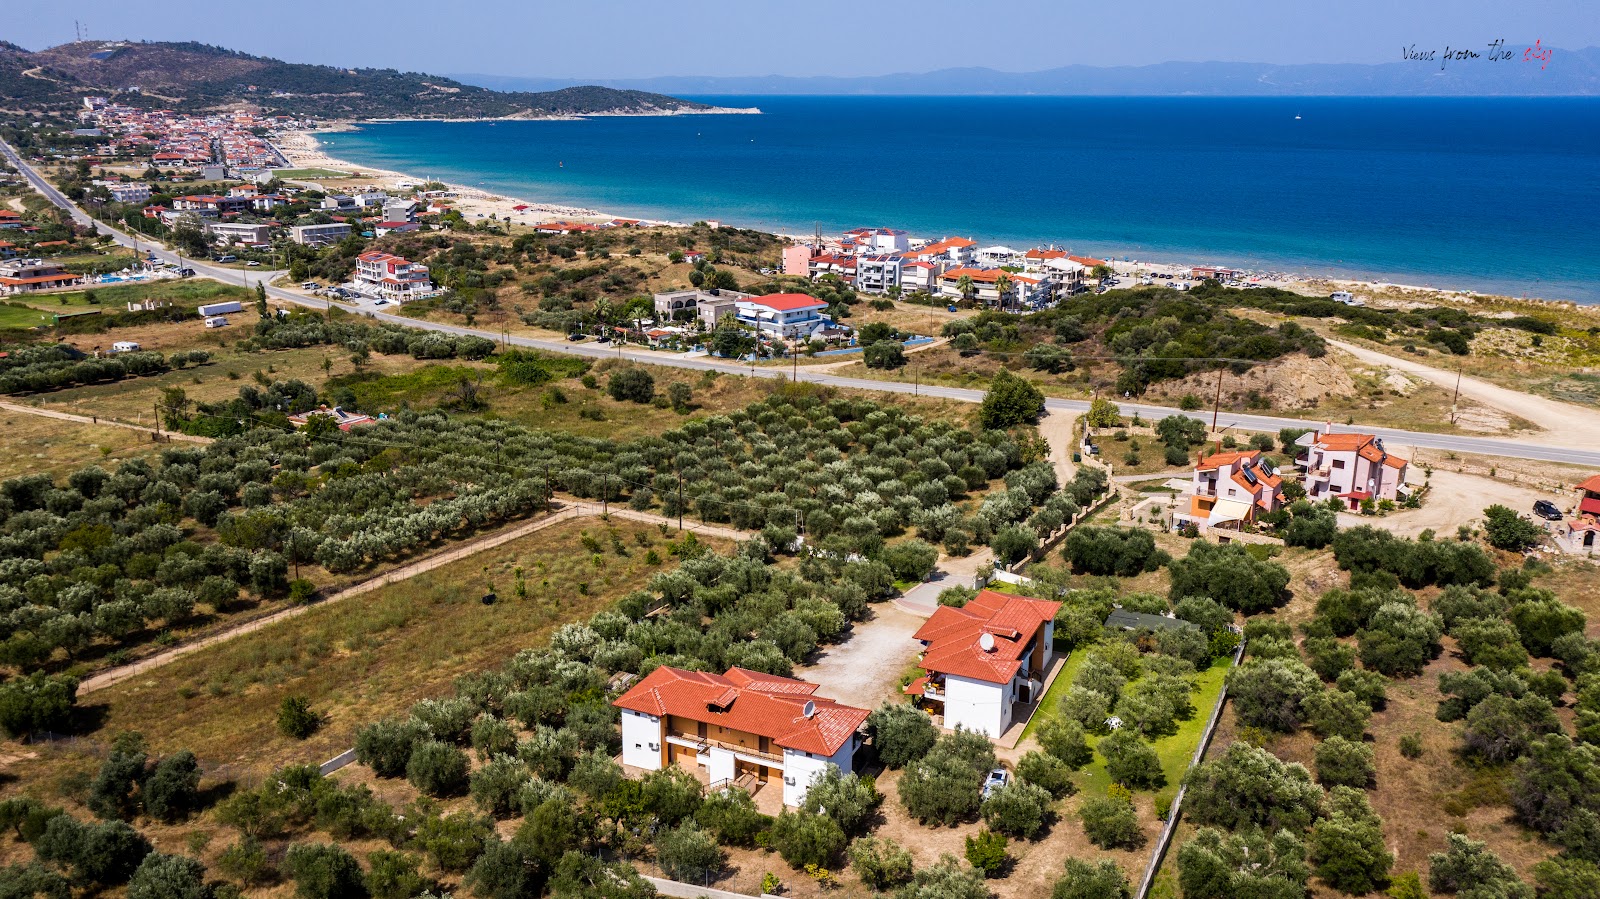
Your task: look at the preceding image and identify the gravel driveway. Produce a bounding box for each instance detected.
[796,603,925,709]
[1336,469,1560,539]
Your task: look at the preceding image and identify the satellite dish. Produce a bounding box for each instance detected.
[979,632,996,652]
[802,700,816,718]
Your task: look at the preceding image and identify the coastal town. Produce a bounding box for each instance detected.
[0,28,1599,899]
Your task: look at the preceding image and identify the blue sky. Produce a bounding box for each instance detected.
[9,0,1596,78]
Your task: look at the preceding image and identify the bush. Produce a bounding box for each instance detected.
[277,695,320,739]
[1086,398,1121,428]
[1303,689,1372,741]
[1283,509,1338,549]
[880,539,939,583]
[1184,743,1324,833]
[1062,527,1168,576]
[355,717,428,778]
[129,852,209,899]
[1168,541,1290,613]
[771,809,846,869]
[284,842,366,899]
[897,730,994,825]
[1483,504,1544,552]
[868,702,937,769]
[1428,833,1530,898]
[1016,750,1077,798]
[964,828,1009,877]
[1357,601,1444,677]
[1037,717,1094,768]
[981,780,1052,839]
[407,740,469,797]
[1308,788,1392,895]
[898,854,989,899]
[694,787,768,847]
[1080,792,1142,849]
[801,768,880,836]
[1177,827,1309,899]
[1101,730,1166,789]
[0,672,78,740]
[1315,735,1376,788]
[143,751,202,823]
[848,836,914,890]
[863,340,907,370]
[980,370,1045,429]
[606,367,655,403]
[656,822,723,883]
[1227,657,1324,732]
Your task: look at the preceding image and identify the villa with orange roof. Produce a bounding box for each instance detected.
[354,251,436,301]
[914,236,977,266]
[613,666,869,806]
[905,590,1061,738]
[1173,448,1285,533]
[1296,429,1411,509]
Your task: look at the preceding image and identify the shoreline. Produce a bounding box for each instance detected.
[271,126,1596,317]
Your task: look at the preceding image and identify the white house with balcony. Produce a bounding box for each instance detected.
[905,590,1061,739]
[614,666,870,807]
[1172,448,1286,533]
[735,293,835,339]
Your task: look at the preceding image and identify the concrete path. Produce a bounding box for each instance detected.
[643,876,762,899]
[895,548,994,617]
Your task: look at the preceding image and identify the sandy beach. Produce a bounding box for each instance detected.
[272,128,1597,320]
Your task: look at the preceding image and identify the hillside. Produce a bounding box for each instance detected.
[0,40,714,119]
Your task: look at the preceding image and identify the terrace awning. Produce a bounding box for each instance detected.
[1205,498,1252,526]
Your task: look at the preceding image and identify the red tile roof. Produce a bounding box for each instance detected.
[913,590,1060,685]
[1576,475,1600,494]
[749,293,826,313]
[613,666,868,756]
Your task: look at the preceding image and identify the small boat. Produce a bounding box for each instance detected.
[1294,115,1302,120]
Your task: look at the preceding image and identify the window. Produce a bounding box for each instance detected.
[1332,460,1346,469]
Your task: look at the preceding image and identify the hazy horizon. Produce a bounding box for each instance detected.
[9,0,1598,80]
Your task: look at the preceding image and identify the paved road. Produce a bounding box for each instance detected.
[7,139,1598,468]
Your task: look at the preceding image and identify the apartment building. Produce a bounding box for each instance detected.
[615,666,869,807]
[354,251,436,301]
[289,223,353,246]
[906,590,1061,738]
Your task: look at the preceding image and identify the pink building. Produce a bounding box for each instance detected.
[1298,431,1410,508]
[782,243,813,277]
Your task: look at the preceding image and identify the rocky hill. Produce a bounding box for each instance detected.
[0,40,713,119]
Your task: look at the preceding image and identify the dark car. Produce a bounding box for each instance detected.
[596,335,611,343]
[566,333,585,342]
[1533,500,1563,521]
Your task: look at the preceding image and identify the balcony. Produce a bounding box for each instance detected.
[666,731,784,765]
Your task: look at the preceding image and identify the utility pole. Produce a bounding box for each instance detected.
[914,366,919,397]
[677,471,684,532]
[1450,364,1462,425]
[791,342,797,381]
[152,400,161,437]
[602,473,609,516]
[1210,367,1225,434]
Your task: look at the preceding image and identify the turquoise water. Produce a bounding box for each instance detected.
[320,96,1600,301]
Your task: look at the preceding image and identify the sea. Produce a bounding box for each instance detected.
[318,96,1600,302]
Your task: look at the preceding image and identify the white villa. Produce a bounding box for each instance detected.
[906,590,1061,738]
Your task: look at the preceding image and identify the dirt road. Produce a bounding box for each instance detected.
[1335,468,1557,539]
[0,399,210,444]
[1326,338,1600,447]
[77,503,750,695]
[795,603,927,709]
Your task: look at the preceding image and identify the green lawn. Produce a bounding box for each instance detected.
[0,302,57,329]
[1075,656,1232,805]
[10,279,253,314]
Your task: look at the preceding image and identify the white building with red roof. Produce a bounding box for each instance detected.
[1296,428,1411,509]
[613,666,870,807]
[905,590,1061,738]
[354,251,436,301]
[1173,448,1285,532]
[735,293,834,339]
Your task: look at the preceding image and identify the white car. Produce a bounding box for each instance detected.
[981,768,1009,799]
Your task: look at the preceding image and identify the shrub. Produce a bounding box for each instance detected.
[695,788,768,847]
[1315,735,1376,788]
[1101,730,1166,789]
[868,702,937,768]
[656,822,723,883]
[1482,505,1544,552]
[863,340,907,370]
[1184,743,1324,833]
[848,836,914,890]
[1168,541,1290,613]
[1053,858,1133,899]
[1308,788,1392,895]
[980,370,1046,429]
[801,768,880,836]
[284,842,365,899]
[880,539,939,583]
[1357,603,1443,678]
[0,672,78,740]
[771,809,846,869]
[143,751,201,823]
[1016,750,1077,798]
[964,828,1009,877]
[1177,826,1309,899]
[898,854,989,899]
[897,730,994,825]
[407,740,469,797]
[1303,689,1372,741]
[129,852,209,899]
[355,717,428,778]
[981,780,1052,839]
[1062,527,1168,576]
[277,695,320,739]
[606,367,655,403]
[1080,792,1142,849]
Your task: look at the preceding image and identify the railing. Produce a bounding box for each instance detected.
[667,733,783,765]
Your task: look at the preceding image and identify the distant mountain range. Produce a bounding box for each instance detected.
[457,47,1600,96]
[0,40,713,119]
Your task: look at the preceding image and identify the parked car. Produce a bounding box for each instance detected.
[567,333,585,342]
[982,768,1009,799]
[246,260,260,266]
[596,335,611,343]
[216,254,237,263]
[1534,500,1564,521]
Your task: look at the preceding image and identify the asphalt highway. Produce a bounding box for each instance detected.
[7,139,1597,468]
